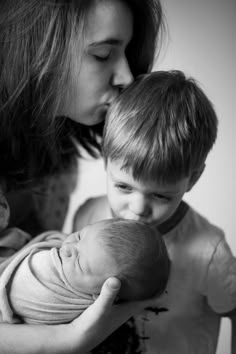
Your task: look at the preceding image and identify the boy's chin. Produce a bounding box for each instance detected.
[111,209,159,225]
[118,212,153,224]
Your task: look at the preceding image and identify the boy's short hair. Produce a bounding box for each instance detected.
[103,70,218,184]
[99,219,170,300]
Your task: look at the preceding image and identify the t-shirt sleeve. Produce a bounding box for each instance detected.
[206,237,236,314]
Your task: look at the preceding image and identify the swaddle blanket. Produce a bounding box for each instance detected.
[0,232,94,324]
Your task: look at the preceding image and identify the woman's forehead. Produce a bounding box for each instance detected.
[84,0,133,43]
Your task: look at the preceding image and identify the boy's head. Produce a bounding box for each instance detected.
[103,70,218,225]
[60,219,170,300]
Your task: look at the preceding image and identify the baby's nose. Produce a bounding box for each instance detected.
[60,243,74,257]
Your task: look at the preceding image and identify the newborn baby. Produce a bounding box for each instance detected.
[0,219,170,324]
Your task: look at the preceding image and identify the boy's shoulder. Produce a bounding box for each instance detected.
[187,206,223,233]
[170,204,225,252]
[73,195,111,231]
[186,205,224,240]
[185,207,236,314]
[166,205,236,312]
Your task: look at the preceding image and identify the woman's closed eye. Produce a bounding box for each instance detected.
[91,48,112,62]
[94,53,111,62]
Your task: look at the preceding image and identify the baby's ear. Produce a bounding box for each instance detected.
[187,164,205,192]
[92,293,99,301]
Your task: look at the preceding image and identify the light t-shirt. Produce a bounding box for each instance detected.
[133,206,235,354]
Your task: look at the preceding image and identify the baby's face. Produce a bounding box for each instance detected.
[59,222,117,294]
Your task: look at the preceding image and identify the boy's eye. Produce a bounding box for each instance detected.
[152,194,170,202]
[115,183,132,192]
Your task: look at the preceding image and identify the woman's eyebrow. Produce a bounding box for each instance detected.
[89,38,123,47]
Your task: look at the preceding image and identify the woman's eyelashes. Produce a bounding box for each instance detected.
[94,53,111,62]
[90,48,112,62]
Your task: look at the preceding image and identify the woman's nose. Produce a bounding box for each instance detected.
[129,194,151,217]
[111,57,133,89]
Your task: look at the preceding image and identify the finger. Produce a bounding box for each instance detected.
[95,277,121,309]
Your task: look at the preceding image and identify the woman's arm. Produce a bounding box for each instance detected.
[0,277,148,354]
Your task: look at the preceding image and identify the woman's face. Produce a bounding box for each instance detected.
[58,0,134,125]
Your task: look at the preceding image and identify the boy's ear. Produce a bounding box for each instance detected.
[187,164,205,192]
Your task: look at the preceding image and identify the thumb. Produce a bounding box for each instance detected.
[96,277,121,309]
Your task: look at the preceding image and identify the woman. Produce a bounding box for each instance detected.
[0,0,165,352]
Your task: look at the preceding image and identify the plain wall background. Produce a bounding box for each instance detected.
[64,0,235,353]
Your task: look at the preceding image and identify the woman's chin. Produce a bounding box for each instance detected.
[69,110,106,126]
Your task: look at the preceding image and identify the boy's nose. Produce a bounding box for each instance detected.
[129,195,151,217]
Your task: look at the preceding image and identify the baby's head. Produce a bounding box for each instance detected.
[99,219,170,300]
[102,70,218,225]
[60,219,170,300]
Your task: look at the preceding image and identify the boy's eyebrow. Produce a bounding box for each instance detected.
[88,38,123,47]
[155,188,186,197]
[110,171,126,181]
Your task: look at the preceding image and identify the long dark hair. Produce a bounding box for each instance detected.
[0,0,165,190]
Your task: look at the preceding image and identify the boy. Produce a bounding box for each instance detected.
[0,219,169,324]
[74,71,236,354]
